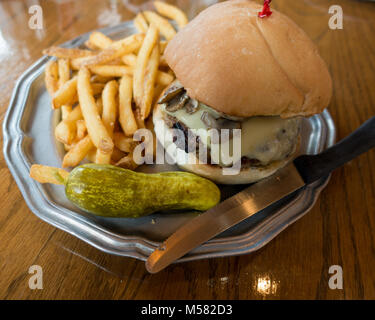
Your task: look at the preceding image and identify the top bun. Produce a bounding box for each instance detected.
[164,0,332,118]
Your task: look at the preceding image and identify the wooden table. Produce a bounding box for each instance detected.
[0,0,374,300]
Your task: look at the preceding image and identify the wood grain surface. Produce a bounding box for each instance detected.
[0,0,374,300]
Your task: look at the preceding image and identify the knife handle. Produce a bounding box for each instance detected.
[294,116,375,184]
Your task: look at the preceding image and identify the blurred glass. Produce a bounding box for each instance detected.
[121,0,221,18]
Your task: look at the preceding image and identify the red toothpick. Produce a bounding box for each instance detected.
[258,0,273,18]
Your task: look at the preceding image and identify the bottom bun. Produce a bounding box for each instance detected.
[153,104,300,185]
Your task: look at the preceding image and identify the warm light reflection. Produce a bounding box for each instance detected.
[0,30,11,58]
[256,275,278,296]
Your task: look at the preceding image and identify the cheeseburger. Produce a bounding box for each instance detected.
[153,0,332,184]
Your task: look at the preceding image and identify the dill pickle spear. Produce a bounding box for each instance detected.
[65,164,221,218]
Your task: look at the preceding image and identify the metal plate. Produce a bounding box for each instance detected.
[3,21,336,263]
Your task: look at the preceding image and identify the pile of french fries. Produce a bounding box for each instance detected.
[42,1,188,173]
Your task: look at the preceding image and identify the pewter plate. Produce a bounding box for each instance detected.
[3,22,336,262]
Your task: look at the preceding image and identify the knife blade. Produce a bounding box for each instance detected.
[146,116,375,273]
[146,162,305,273]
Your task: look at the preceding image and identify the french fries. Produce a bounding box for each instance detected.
[71,34,145,69]
[91,74,114,83]
[45,60,59,95]
[65,105,83,122]
[30,165,69,185]
[77,68,114,154]
[142,43,160,119]
[134,108,146,129]
[96,80,118,164]
[123,47,166,68]
[86,147,98,163]
[91,62,172,87]
[121,53,137,67]
[133,23,159,108]
[36,2,187,174]
[95,148,111,165]
[76,120,87,140]
[159,40,168,54]
[96,96,103,115]
[101,80,118,137]
[52,79,104,109]
[143,11,176,40]
[119,75,138,136]
[58,58,70,86]
[154,1,188,28]
[157,70,174,87]
[61,105,72,120]
[113,132,137,153]
[85,31,113,50]
[134,12,148,33]
[43,47,96,59]
[58,59,72,119]
[52,76,78,109]
[55,120,77,145]
[62,135,94,168]
[89,65,133,78]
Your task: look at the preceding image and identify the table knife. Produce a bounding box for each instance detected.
[146,116,375,273]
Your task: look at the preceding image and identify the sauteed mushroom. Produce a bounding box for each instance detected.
[158,81,184,104]
[201,112,241,130]
[165,92,189,112]
[185,98,199,114]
